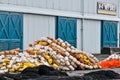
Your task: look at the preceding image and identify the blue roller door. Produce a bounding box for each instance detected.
[101,21,118,48]
[0,12,23,51]
[56,17,77,47]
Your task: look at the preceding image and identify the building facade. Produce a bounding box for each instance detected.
[0,0,120,54]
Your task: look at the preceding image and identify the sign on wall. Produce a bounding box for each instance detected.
[97,2,116,15]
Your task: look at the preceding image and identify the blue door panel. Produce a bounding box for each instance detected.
[0,12,23,51]
[9,13,21,39]
[0,12,9,39]
[57,17,67,41]
[9,13,23,50]
[101,21,118,48]
[57,17,77,47]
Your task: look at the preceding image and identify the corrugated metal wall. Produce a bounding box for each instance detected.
[23,14,55,49]
[83,20,100,53]
[0,0,82,13]
[0,0,120,18]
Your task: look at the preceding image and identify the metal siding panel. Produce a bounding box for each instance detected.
[84,0,94,13]
[24,14,55,49]
[0,0,9,4]
[33,0,41,7]
[78,0,82,12]
[67,0,72,11]
[72,0,81,12]
[34,0,43,8]
[46,0,54,9]
[39,0,47,8]
[28,15,34,43]
[0,0,82,15]
[59,0,68,11]
[119,1,120,17]
[53,0,60,10]
[84,20,100,53]
[59,0,81,11]
[49,17,55,38]
[77,19,81,50]
[24,22,30,46]
[71,0,76,11]
[17,0,26,6]
[25,0,33,6]
[8,0,17,5]
[23,14,29,49]
[32,17,36,39]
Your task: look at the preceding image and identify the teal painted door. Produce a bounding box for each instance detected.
[56,17,77,47]
[101,21,118,48]
[0,12,23,51]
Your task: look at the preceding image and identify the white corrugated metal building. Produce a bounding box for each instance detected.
[0,0,120,54]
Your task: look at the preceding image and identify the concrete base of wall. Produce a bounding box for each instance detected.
[101,47,120,54]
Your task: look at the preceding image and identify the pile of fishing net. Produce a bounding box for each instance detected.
[0,65,119,80]
[99,53,120,68]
